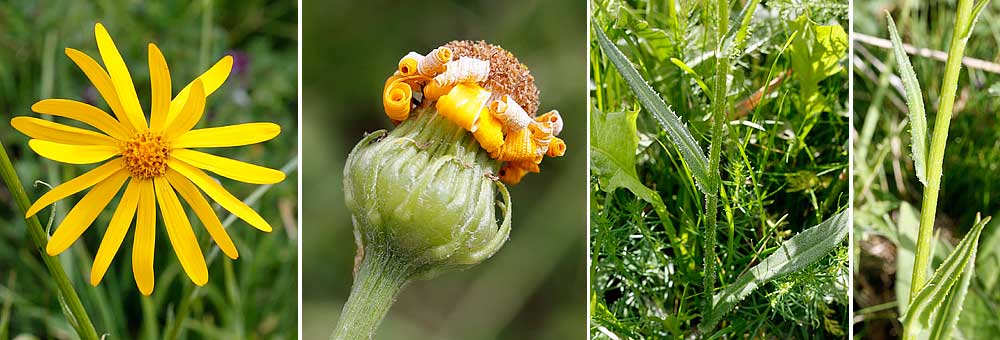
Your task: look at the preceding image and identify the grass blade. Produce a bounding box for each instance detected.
[886,13,928,186]
[669,57,712,95]
[902,215,990,340]
[725,0,761,54]
[702,210,848,331]
[594,23,714,196]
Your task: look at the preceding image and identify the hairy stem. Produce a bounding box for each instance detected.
[704,0,730,319]
[0,141,99,340]
[910,0,976,302]
[330,249,413,340]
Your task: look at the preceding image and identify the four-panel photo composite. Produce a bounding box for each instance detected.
[0,0,998,338]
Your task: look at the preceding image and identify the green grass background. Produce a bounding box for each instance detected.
[0,1,298,338]
[301,0,587,338]
[590,0,849,337]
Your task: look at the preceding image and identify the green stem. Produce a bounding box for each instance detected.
[0,141,99,340]
[330,249,413,340]
[910,0,976,302]
[704,0,730,317]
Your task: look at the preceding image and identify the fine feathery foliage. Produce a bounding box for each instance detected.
[885,13,928,186]
[593,23,713,197]
[902,216,990,340]
[702,209,849,331]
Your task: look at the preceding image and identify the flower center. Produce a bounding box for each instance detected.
[121,131,170,179]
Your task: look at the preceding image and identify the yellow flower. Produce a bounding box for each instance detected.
[10,23,284,295]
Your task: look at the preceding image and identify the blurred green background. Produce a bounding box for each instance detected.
[852,0,1000,337]
[0,0,297,338]
[301,0,587,338]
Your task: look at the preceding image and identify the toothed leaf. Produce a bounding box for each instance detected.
[886,13,929,186]
[594,23,714,196]
[702,210,849,331]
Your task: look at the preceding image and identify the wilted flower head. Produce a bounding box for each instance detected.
[382,40,565,184]
[345,40,565,279]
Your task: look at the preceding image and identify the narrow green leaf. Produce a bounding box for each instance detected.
[886,13,928,186]
[701,210,849,331]
[594,23,714,196]
[962,0,991,41]
[669,58,712,95]
[902,215,990,340]
[725,0,761,54]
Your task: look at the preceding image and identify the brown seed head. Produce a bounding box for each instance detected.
[444,40,540,115]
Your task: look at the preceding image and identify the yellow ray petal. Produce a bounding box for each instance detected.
[148,44,172,132]
[29,140,119,164]
[153,177,209,286]
[133,179,156,295]
[26,159,123,217]
[165,56,233,126]
[171,149,284,184]
[11,117,118,146]
[172,123,280,149]
[167,159,272,232]
[94,23,146,131]
[31,99,131,140]
[46,169,128,255]
[164,80,206,139]
[90,178,140,286]
[64,48,137,134]
[165,170,238,259]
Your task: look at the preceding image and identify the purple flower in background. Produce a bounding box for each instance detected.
[227,50,250,76]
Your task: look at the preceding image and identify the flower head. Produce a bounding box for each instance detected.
[11,23,284,295]
[381,40,565,184]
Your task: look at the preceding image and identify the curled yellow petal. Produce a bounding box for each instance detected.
[383,78,412,121]
[422,80,453,102]
[547,137,566,157]
[472,107,505,154]
[498,161,539,185]
[489,95,532,131]
[433,57,489,87]
[28,139,119,164]
[417,46,452,76]
[398,52,422,76]
[535,110,564,136]
[491,126,541,163]
[436,83,491,132]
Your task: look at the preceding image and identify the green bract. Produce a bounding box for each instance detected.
[343,107,511,279]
